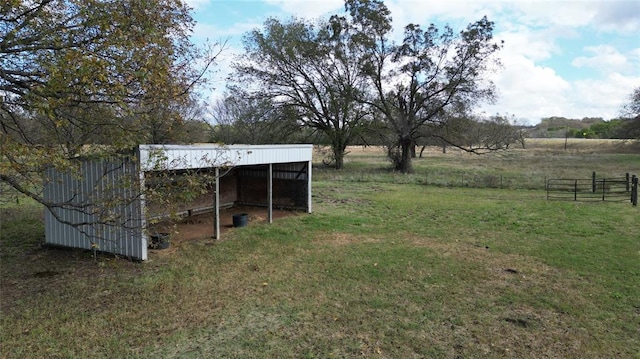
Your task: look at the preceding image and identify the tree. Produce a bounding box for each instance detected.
[618,86,640,139]
[342,0,503,173]
[621,87,640,118]
[142,93,212,144]
[232,16,370,169]
[469,115,523,149]
[587,120,621,139]
[1,1,221,229]
[209,91,303,145]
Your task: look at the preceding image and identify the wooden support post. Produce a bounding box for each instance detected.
[592,171,596,193]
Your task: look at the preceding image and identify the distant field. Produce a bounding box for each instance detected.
[1,139,639,358]
[314,139,640,190]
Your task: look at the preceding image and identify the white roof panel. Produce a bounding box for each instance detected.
[139,144,313,171]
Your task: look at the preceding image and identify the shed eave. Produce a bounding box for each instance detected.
[138,144,313,171]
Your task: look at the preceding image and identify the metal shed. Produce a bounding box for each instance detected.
[44,144,313,260]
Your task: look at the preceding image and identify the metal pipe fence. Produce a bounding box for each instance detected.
[547,174,637,205]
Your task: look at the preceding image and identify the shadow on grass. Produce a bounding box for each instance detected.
[1,206,142,315]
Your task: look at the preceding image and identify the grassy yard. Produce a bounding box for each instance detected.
[1,140,639,358]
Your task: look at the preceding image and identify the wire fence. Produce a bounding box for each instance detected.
[314,168,552,190]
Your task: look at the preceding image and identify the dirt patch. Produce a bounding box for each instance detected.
[149,206,304,255]
[150,206,301,248]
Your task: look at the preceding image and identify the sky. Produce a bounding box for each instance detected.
[185,0,640,125]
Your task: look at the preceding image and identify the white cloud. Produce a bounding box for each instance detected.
[192,20,262,42]
[572,72,640,118]
[572,45,632,74]
[496,27,563,62]
[482,53,572,121]
[264,0,343,19]
[184,0,211,10]
[508,1,640,34]
[592,0,640,33]
[484,55,640,122]
[510,2,598,28]
[387,0,495,25]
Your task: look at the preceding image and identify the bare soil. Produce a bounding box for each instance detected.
[149,205,300,249]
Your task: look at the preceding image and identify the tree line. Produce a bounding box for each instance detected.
[2,0,639,215]
[527,114,640,139]
[209,0,638,170]
[213,0,511,172]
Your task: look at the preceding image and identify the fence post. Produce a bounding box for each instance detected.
[626,173,630,192]
[602,178,606,201]
[632,175,638,207]
[574,179,578,201]
[545,177,548,199]
[592,171,596,193]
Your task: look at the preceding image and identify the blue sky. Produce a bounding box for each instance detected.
[186,0,640,125]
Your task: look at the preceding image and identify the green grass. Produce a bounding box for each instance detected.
[1,141,639,358]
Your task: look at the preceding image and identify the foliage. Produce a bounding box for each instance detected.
[618,86,640,139]
[621,86,640,119]
[209,91,304,145]
[427,114,524,151]
[232,15,370,169]
[1,0,222,236]
[336,0,504,173]
[528,117,630,139]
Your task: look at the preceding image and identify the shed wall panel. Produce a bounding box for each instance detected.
[44,158,146,260]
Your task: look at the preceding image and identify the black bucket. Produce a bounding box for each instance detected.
[149,233,170,250]
[233,213,248,227]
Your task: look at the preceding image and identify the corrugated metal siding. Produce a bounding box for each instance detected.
[236,162,309,209]
[44,158,146,260]
[237,163,309,180]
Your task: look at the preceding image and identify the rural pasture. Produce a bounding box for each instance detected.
[1,139,639,358]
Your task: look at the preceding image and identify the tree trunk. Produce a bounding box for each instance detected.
[399,137,414,173]
[332,141,346,170]
[334,149,344,169]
